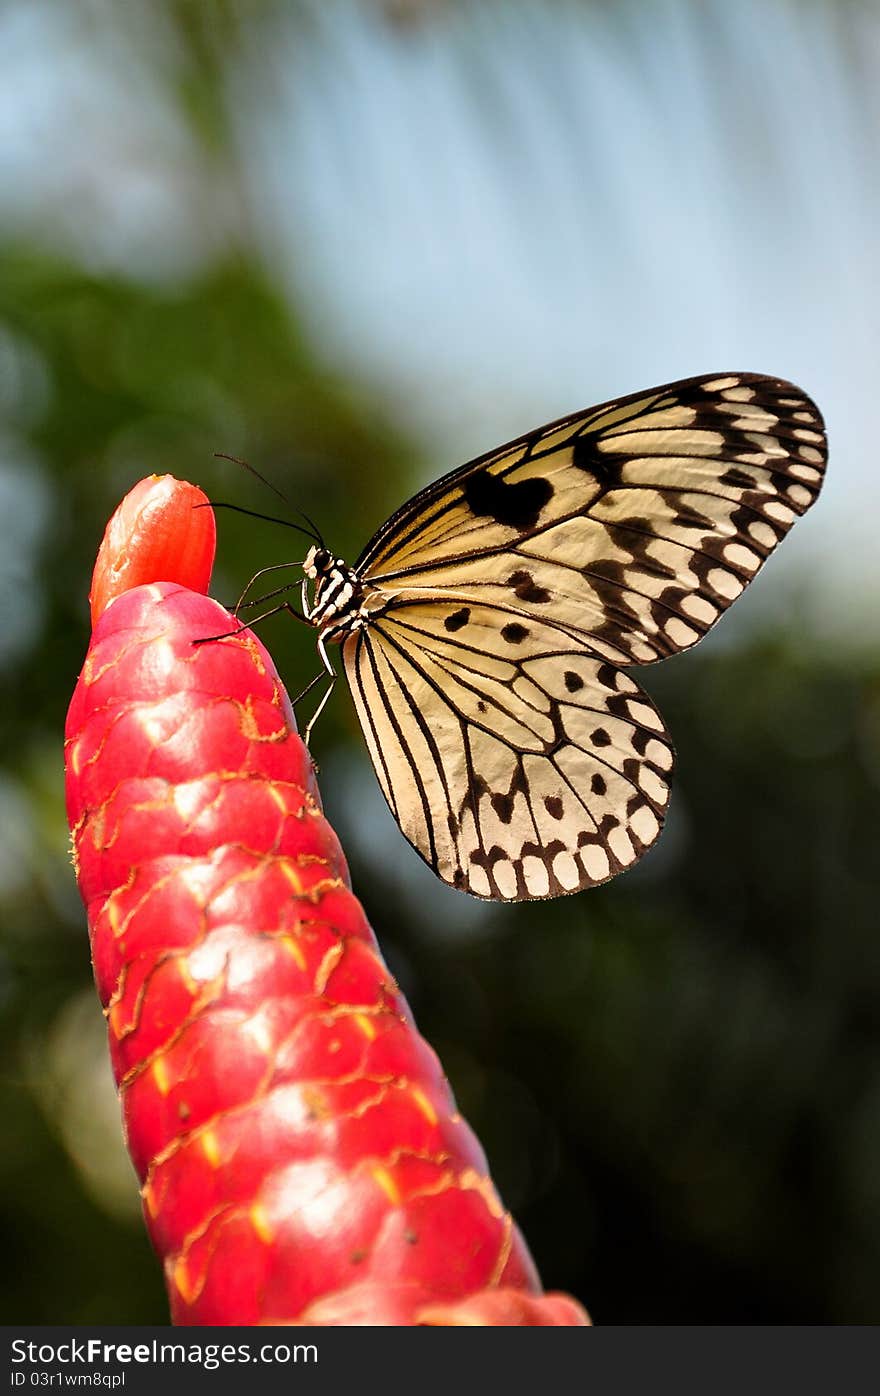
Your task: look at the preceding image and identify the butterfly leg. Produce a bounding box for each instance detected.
[234,580,306,617]
[194,599,302,644]
[302,635,337,748]
[233,562,304,616]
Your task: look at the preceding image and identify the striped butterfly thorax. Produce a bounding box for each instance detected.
[299,373,826,901]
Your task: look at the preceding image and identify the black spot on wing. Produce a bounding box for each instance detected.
[591,773,607,796]
[591,728,612,748]
[596,663,621,689]
[502,622,529,644]
[672,502,713,531]
[463,468,553,529]
[491,793,515,824]
[444,607,470,632]
[564,670,584,693]
[544,795,564,820]
[719,466,755,489]
[631,730,650,756]
[572,434,621,488]
[508,569,552,604]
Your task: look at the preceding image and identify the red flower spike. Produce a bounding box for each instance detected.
[89,474,216,624]
[65,475,591,1327]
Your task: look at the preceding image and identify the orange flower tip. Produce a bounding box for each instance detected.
[89,475,217,624]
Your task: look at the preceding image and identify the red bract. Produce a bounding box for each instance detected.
[64,476,590,1326]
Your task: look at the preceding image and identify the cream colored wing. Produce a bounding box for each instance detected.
[340,374,826,898]
[356,374,826,666]
[342,603,674,900]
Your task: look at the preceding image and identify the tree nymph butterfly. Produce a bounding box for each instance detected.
[240,373,826,902]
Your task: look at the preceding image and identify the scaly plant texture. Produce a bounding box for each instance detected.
[63,475,588,1325]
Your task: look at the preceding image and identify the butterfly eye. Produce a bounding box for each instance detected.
[303,546,331,579]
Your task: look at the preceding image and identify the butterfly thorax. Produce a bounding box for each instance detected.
[302,545,369,640]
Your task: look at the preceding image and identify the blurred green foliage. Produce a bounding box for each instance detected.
[1,0,878,1328]
[1,236,877,1325]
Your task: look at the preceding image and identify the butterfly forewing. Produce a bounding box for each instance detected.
[337,373,825,899]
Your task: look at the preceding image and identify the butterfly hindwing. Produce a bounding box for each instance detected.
[342,601,673,899]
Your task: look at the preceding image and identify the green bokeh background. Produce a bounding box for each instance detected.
[1,0,878,1325]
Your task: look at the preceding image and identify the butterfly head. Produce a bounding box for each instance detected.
[302,544,334,580]
[302,546,366,637]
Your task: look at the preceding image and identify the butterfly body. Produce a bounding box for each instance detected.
[302,547,370,639]
[290,374,826,902]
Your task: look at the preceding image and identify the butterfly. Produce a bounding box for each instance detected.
[240,373,826,901]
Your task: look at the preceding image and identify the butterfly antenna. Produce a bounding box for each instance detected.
[198,499,322,546]
[213,451,324,546]
[214,451,289,504]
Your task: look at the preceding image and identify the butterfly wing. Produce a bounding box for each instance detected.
[357,373,826,666]
[343,374,826,898]
[342,606,674,899]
